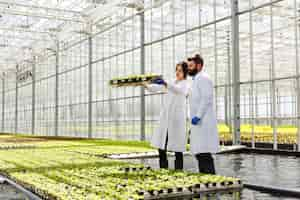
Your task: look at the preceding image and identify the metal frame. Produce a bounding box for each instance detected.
[1,0,300,151]
[31,57,36,135]
[140,8,146,141]
[270,1,278,150]
[294,0,300,150]
[54,41,59,137]
[15,65,18,133]
[88,34,93,138]
[249,0,255,148]
[1,76,4,132]
[231,0,241,145]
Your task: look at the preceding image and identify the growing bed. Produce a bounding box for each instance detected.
[0,134,242,200]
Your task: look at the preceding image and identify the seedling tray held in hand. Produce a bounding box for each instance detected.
[110,74,162,87]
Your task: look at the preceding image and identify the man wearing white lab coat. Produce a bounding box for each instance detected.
[187,54,219,174]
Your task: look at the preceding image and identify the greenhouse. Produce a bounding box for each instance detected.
[0,0,299,199]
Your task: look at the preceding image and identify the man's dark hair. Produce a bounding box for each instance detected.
[188,54,204,66]
[176,61,188,79]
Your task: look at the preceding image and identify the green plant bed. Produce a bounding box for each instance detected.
[0,134,153,151]
[0,135,241,199]
[6,162,240,200]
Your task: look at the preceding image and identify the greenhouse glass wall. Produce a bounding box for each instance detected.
[0,0,300,151]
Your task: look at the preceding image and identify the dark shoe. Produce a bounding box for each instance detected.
[158,149,168,169]
[174,152,183,170]
[196,153,216,174]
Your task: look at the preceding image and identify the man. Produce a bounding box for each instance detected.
[187,54,219,174]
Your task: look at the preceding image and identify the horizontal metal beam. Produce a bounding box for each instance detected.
[0,8,84,23]
[0,1,83,15]
[0,34,51,42]
[0,26,52,35]
[238,0,286,15]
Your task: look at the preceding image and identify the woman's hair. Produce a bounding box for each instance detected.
[176,61,188,79]
[187,54,204,66]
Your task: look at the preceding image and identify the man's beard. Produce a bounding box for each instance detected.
[188,68,198,76]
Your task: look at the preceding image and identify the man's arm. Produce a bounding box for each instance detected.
[195,77,214,119]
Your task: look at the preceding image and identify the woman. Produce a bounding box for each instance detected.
[143,62,190,170]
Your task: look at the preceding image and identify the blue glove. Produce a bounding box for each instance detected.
[191,117,201,125]
[152,78,165,85]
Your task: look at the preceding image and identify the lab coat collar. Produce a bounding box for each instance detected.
[192,71,203,80]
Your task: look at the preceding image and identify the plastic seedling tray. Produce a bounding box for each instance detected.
[109,74,162,87]
[120,166,152,173]
[143,180,242,200]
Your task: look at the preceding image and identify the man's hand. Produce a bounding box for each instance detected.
[191,117,201,125]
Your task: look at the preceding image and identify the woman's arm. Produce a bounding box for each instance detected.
[166,81,189,96]
[144,83,166,93]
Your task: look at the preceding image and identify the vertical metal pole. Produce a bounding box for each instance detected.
[249,0,255,148]
[294,0,300,151]
[224,90,228,125]
[88,35,93,139]
[2,77,5,132]
[270,2,277,150]
[184,0,187,56]
[277,89,280,122]
[199,0,202,51]
[231,0,240,145]
[228,30,232,133]
[54,41,59,137]
[15,65,19,133]
[214,0,218,117]
[102,36,105,138]
[255,87,259,124]
[225,30,231,126]
[32,57,36,135]
[140,9,146,141]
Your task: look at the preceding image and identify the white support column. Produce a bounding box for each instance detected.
[15,65,19,133]
[54,41,59,137]
[214,0,218,117]
[231,0,241,145]
[270,2,277,150]
[140,8,146,141]
[88,34,93,139]
[294,0,300,151]
[1,76,5,132]
[32,57,36,135]
[249,0,255,148]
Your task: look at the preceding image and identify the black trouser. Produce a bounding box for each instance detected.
[158,133,183,170]
[195,153,216,174]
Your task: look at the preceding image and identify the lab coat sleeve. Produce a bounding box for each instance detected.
[166,81,189,96]
[146,84,165,93]
[195,78,214,119]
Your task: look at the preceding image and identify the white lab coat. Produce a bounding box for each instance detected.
[189,71,219,154]
[147,80,189,152]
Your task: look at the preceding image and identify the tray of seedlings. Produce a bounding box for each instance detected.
[0,144,36,150]
[106,151,158,159]
[142,179,242,200]
[110,74,162,87]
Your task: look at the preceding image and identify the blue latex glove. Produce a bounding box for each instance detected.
[191,117,201,125]
[152,78,165,85]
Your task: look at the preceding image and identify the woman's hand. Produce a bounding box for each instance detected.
[152,78,167,87]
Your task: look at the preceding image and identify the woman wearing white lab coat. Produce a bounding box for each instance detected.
[143,62,190,170]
